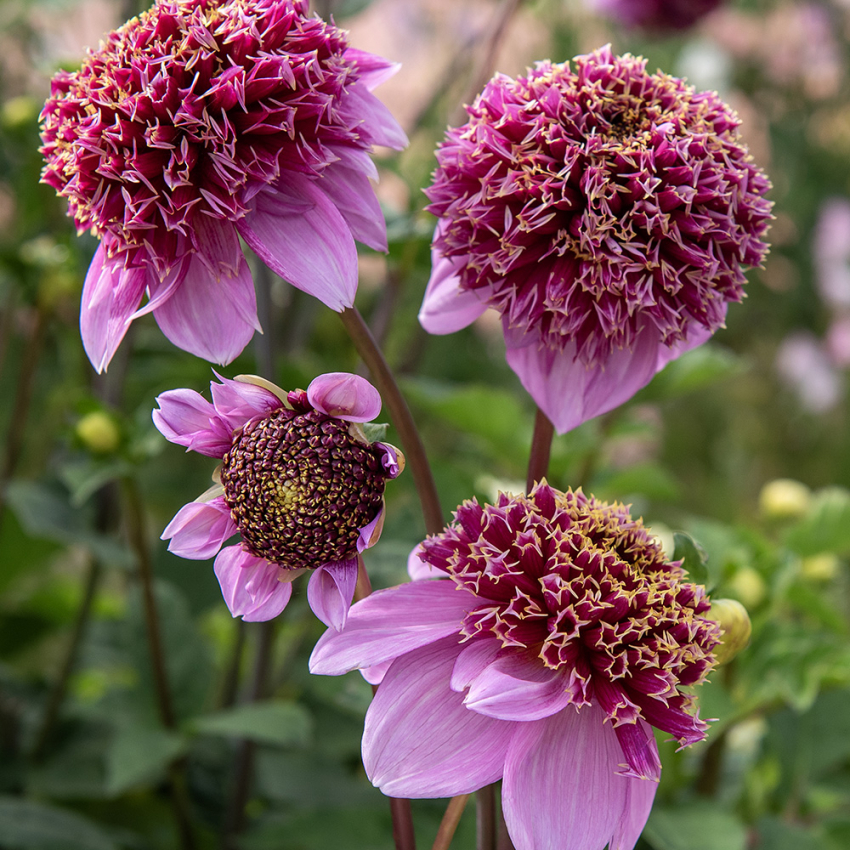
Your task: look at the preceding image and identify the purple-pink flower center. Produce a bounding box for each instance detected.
[426,46,773,367]
[221,405,388,570]
[420,483,720,742]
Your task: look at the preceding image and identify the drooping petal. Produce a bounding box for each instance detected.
[361,659,392,686]
[343,47,401,91]
[357,504,385,553]
[614,721,662,781]
[505,323,661,435]
[450,639,502,692]
[307,559,359,631]
[162,496,237,560]
[209,372,285,432]
[502,703,656,850]
[407,544,447,580]
[375,443,402,479]
[338,82,408,150]
[80,244,148,373]
[419,248,489,334]
[152,389,233,457]
[307,372,382,422]
[363,638,513,797]
[214,545,293,622]
[153,250,260,365]
[309,581,474,675]
[655,315,720,371]
[237,176,358,312]
[463,652,573,721]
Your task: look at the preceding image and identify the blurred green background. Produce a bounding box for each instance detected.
[2,0,850,847]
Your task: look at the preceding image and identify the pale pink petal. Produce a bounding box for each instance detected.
[344,47,401,90]
[237,176,358,311]
[450,639,502,692]
[320,152,387,252]
[505,323,661,435]
[614,721,661,781]
[357,505,385,554]
[129,256,187,320]
[190,214,243,279]
[419,249,489,334]
[80,244,148,373]
[502,703,656,850]
[152,389,233,457]
[153,251,260,365]
[162,497,237,560]
[339,82,408,150]
[309,581,473,675]
[307,559,359,631]
[361,660,392,686]
[463,652,573,721]
[655,317,719,371]
[363,638,513,797]
[214,545,293,622]
[375,444,401,479]
[307,372,381,422]
[407,545,446,580]
[209,372,284,431]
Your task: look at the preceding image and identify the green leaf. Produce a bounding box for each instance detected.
[645,802,747,850]
[756,817,833,850]
[57,457,133,507]
[784,488,850,556]
[595,462,681,503]
[0,796,118,850]
[673,531,710,587]
[361,422,390,443]
[643,344,745,400]
[105,726,186,796]
[191,700,312,747]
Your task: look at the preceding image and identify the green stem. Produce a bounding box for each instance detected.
[432,794,470,850]
[340,307,443,535]
[526,408,554,493]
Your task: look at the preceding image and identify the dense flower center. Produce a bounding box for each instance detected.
[419,484,719,738]
[426,46,773,366]
[221,407,387,569]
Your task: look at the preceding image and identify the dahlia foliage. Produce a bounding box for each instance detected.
[153,372,402,626]
[312,483,720,850]
[40,0,406,371]
[422,46,772,433]
[589,0,722,31]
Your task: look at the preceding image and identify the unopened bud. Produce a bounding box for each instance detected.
[76,411,120,454]
[801,553,840,582]
[727,567,766,608]
[709,598,752,665]
[758,478,811,520]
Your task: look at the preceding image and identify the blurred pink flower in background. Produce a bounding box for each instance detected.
[154,372,402,626]
[40,0,406,371]
[312,483,720,850]
[776,332,842,413]
[589,0,722,31]
[422,46,772,433]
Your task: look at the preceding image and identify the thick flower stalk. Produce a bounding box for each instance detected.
[153,372,402,627]
[421,46,772,433]
[40,0,406,372]
[311,483,720,850]
[589,0,721,30]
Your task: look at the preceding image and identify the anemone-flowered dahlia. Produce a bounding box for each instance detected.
[153,372,402,627]
[421,46,772,433]
[40,0,406,372]
[589,0,721,31]
[311,483,720,850]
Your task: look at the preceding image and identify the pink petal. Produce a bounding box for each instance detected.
[463,652,573,721]
[339,82,408,150]
[375,443,401,479]
[153,250,260,365]
[344,47,401,91]
[162,496,237,560]
[502,703,657,850]
[505,323,662,435]
[321,149,387,252]
[357,505,385,554]
[363,638,513,797]
[309,580,473,675]
[655,316,720,371]
[237,176,358,312]
[152,389,233,457]
[615,721,662,781]
[80,244,148,373]
[190,214,243,279]
[450,639,502,692]
[419,247,489,334]
[209,373,284,431]
[407,545,447,580]
[307,372,381,422]
[307,559,359,631]
[214,545,293,622]
[361,660,392,686]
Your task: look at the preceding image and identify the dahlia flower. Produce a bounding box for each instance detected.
[422,46,772,433]
[311,483,720,850]
[589,0,721,30]
[40,0,406,372]
[153,372,402,627]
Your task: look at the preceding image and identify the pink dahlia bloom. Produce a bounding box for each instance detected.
[589,0,721,30]
[311,483,720,850]
[153,372,403,627]
[422,46,772,433]
[40,0,407,372]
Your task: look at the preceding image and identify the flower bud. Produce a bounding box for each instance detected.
[758,478,811,520]
[75,411,120,454]
[709,599,752,665]
[801,553,840,582]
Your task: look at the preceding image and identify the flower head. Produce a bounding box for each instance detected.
[311,483,720,850]
[421,46,772,433]
[589,0,721,31]
[40,0,406,371]
[154,371,402,628]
